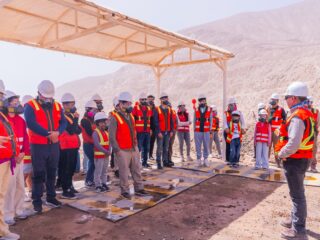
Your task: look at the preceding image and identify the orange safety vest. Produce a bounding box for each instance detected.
[195,107,211,132]
[113,112,136,150]
[177,111,190,132]
[270,106,286,132]
[59,113,81,150]
[0,112,20,160]
[81,116,96,144]
[27,99,61,145]
[255,121,270,143]
[211,116,219,131]
[275,108,314,159]
[224,111,232,126]
[157,106,172,132]
[133,104,152,133]
[94,128,109,159]
[226,121,242,143]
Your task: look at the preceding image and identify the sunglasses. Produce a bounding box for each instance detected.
[285,95,293,100]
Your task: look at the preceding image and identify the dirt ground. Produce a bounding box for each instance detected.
[12,175,320,240]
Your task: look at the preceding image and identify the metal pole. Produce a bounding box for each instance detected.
[154,67,161,104]
[222,61,227,161]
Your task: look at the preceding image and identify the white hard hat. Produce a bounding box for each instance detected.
[85,100,98,109]
[270,93,280,100]
[285,81,309,97]
[211,105,217,111]
[307,96,313,101]
[94,112,107,122]
[228,97,237,105]
[61,93,75,103]
[113,96,119,106]
[258,102,266,109]
[178,101,185,106]
[22,95,33,106]
[118,91,133,102]
[259,109,268,115]
[160,92,168,99]
[4,90,19,101]
[91,93,102,101]
[198,94,206,100]
[139,92,147,99]
[38,80,55,98]
[0,79,5,94]
[232,110,240,116]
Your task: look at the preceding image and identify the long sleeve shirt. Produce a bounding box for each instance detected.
[92,130,110,155]
[65,113,82,136]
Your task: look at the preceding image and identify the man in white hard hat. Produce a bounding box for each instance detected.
[147,94,157,160]
[132,92,153,168]
[194,94,212,167]
[209,105,222,159]
[275,82,313,239]
[307,96,319,173]
[109,91,146,199]
[24,80,67,213]
[224,97,246,164]
[3,91,29,226]
[81,100,98,187]
[176,101,192,162]
[57,93,82,199]
[91,93,104,112]
[267,93,287,167]
[154,92,174,169]
[0,81,21,240]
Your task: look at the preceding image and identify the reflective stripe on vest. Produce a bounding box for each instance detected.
[195,108,211,132]
[157,107,171,132]
[94,128,109,158]
[113,112,135,149]
[226,121,242,143]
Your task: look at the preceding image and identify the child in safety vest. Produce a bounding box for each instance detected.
[92,112,111,193]
[254,109,271,170]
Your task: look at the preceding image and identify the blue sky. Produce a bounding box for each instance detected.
[0,0,301,96]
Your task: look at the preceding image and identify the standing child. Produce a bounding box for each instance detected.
[93,112,111,193]
[254,109,271,170]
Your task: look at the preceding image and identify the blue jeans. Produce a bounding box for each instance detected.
[137,132,151,164]
[230,138,241,164]
[75,151,80,173]
[156,132,170,166]
[283,158,309,233]
[83,143,94,183]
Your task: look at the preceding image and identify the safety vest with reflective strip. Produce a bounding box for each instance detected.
[81,116,96,144]
[255,121,270,143]
[270,106,286,132]
[94,128,109,159]
[177,111,190,132]
[226,121,242,143]
[133,104,152,133]
[157,106,171,132]
[59,113,81,150]
[113,112,136,150]
[26,99,62,145]
[195,107,211,132]
[275,108,314,159]
[211,117,219,131]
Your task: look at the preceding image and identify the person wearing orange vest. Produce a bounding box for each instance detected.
[254,109,271,170]
[24,80,67,214]
[154,92,174,169]
[176,101,192,162]
[93,112,111,193]
[109,92,146,199]
[132,93,153,168]
[80,100,98,187]
[223,97,246,164]
[3,91,29,226]
[57,93,82,199]
[0,80,21,240]
[194,94,212,167]
[168,102,177,165]
[307,96,319,173]
[267,93,287,167]
[209,105,222,159]
[225,111,243,168]
[147,94,157,160]
[276,82,314,239]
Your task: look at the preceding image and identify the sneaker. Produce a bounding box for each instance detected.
[4,219,16,226]
[85,181,95,188]
[55,183,62,191]
[204,159,209,167]
[168,161,175,167]
[121,192,132,200]
[217,154,222,159]
[149,156,154,160]
[280,217,292,229]
[102,184,110,192]
[208,154,213,158]
[157,164,163,170]
[46,198,62,208]
[61,190,77,200]
[281,228,305,239]
[15,213,28,220]
[197,160,202,167]
[33,204,43,214]
[310,168,318,173]
[70,186,79,194]
[135,189,148,196]
[0,232,20,240]
[95,186,105,193]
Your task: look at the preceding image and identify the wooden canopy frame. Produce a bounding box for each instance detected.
[0,0,234,159]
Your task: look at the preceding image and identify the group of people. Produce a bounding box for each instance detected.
[0,78,318,239]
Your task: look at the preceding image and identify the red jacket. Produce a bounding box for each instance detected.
[255,121,271,144]
[132,104,153,133]
[177,111,190,132]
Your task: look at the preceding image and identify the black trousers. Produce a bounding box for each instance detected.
[58,148,78,192]
[149,130,156,158]
[31,143,60,206]
[224,132,230,162]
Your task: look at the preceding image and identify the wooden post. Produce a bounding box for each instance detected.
[222,61,227,162]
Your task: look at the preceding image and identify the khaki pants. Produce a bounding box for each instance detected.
[311,134,318,170]
[0,162,11,236]
[269,131,279,158]
[4,162,25,221]
[116,149,143,194]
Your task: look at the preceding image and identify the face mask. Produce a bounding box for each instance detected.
[126,106,133,113]
[148,101,154,106]
[0,98,4,112]
[39,98,53,108]
[162,100,169,105]
[7,104,24,114]
[70,106,77,114]
[259,117,266,122]
[212,111,217,117]
[232,117,240,123]
[97,103,104,111]
[87,111,95,119]
[199,103,206,108]
[228,105,235,112]
[140,101,147,106]
[269,100,277,106]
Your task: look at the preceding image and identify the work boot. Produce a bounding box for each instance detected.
[280,217,292,228]
[121,192,132,200]
[204,159,210,167]
[135,189,148,196]
[46,198,62,208]
[281,228,306,239]
[33,204,43,214]
[168,161,174,167]
[157,164,163,170]
[61,190,77,199]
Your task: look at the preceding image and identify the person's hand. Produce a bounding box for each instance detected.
[241,129,246,134]
[224,129,230,134]
[0,136,11,145]
[170,132,173,138]
[48,131,60,143]
[16,153,25,164]
[150,130,153,136]
[158,133,163,139]
[74,112,80,119]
